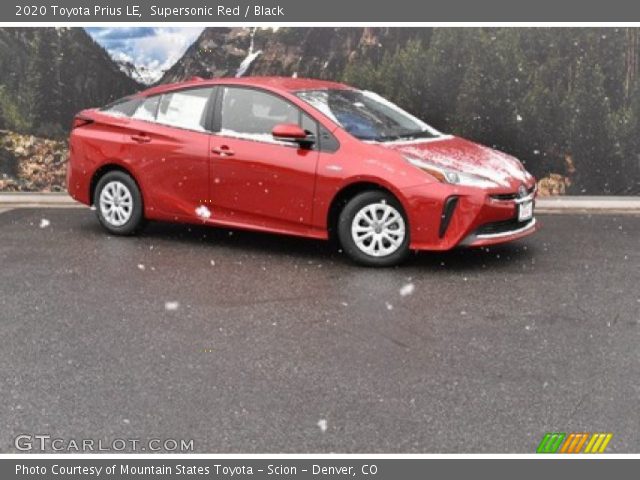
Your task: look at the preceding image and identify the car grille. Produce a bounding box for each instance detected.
[475,218,532,235]
[490,185,535,201]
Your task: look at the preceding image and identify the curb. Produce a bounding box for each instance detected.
[0,193,639,214]
[536,196,640,214]
[0,193,81,209]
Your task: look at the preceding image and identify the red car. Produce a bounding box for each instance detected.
[67,77,537,266]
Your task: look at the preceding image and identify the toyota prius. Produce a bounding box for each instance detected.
[67,77,537,266]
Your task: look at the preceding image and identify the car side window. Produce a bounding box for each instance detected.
[301,112,318,140]
[132,96,160,121]
[155,87,214,131]
[219,87,306,142]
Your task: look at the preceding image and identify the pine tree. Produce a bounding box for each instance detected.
[453,29,525,151]
[617,84,640,193]
[420,29,473,131]
[24,28,64,136]
[566,58,618,193]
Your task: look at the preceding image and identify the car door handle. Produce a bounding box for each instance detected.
[131,134,151,143]
[211,146,235,156]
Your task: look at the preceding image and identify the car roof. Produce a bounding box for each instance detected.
[138,76,354,97]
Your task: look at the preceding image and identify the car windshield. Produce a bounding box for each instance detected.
[296,89,439,142]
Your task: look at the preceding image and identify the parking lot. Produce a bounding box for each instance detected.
[0,208,638,452]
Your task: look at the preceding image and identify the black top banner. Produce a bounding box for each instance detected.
[5,0,640,22]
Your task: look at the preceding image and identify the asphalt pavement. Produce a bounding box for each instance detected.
[0,208,638,453]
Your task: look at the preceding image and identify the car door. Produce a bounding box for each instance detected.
[209,86,319,231]
[123,87,215,219]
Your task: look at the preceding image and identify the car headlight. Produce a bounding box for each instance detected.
[405,156,499,188]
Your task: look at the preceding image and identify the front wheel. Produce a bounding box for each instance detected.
[94,171,145,235]
[337,191,410,267]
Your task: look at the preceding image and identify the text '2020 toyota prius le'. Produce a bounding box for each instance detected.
[67,76,538,266]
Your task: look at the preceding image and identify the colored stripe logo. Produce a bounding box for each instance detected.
[537,433,613,453]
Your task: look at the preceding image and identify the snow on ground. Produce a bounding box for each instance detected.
[164,301,180,311]
[317,419,328,433]
[399,283,415,297]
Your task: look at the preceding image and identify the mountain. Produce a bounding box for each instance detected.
[0,27,142,138]
[160,27,252,82]
[159,27,432,83]
[114,58,158,86]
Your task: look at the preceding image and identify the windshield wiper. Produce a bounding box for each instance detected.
[369,131,436,142]
[396,130,436,140]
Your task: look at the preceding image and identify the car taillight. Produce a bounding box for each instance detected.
[72,116,93,130]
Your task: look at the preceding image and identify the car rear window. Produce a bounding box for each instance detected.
[132,96,160,121]
[100,96,142,117]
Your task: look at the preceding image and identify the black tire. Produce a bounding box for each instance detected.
[337,190,410,267]
[93,170,145,235]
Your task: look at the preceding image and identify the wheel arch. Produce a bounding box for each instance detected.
[89,163,144,207]
[326,180,406,240]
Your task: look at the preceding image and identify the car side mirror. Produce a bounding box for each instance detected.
[272,123,315,148]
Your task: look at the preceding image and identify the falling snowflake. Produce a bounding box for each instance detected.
[39,219,50,229]
[516,114,523,122]
[137,264,145,271]
[399,283,415,297]
[210,260,216,266]
[164,301,180,311]
[385,302,394,311]
[195,205,212,219]
[317,419,328,433]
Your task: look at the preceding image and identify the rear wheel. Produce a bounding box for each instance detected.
[94,171,145,235]
[337,191,410,267]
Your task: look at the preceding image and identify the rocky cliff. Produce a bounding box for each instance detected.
[159,27,432,83]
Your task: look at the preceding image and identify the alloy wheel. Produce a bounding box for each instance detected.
[99,180,134,227]
[350,202,406,257]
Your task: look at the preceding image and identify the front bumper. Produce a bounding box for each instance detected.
[403,181,538,251]
[460,217,538,247]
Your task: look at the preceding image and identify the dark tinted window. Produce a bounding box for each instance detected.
[296,89,437,142]
[219,87,319,146]
[319,125,339,153]
[220,87,299,138]
[301,113,318,139]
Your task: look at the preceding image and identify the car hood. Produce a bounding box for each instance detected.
[380,135,531,190]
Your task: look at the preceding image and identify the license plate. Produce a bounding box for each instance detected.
[518,200,533,222]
